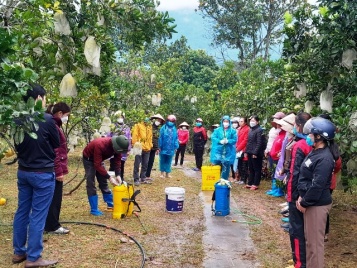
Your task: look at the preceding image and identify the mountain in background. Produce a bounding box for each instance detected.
[167,10,240,63]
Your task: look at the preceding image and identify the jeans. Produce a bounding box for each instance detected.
[13,170,55,262]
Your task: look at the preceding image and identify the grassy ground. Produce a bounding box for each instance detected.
[0,148,356,267]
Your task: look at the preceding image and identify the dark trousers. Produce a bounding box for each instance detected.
[133,151,150,181]
[146,149,157,178]
[45,180,63,232]
[194,148,204,169]
[83,158,111,197]
[247,154,263,186]
[289,201,306,268]
[325,189,333,235]
[109,158,125,179]
[238,159,248,183]
[175,144,186,165]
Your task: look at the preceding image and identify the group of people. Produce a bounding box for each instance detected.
[11,83,340,268]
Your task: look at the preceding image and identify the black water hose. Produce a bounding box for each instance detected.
[0,220,146,268]
[60,221,146,268]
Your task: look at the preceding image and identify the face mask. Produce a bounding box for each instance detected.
[232,123,238,129]
[306,136,314,146]
[250,122,257,128]
[223,122,229,128]
[154,120,161,126]
[61,116,68,123]
[293,126,298,135]
[196,122,202,127]
[117,118,124,124]
[167,121,174,127]
[182,127,187,130]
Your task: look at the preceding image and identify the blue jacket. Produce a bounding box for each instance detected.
[210,116,237,165]
[158,123,179,155]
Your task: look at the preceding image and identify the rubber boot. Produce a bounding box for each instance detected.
[266,179,277,195]
[103,192,114,210]
[88,195,103,216]
[272,187,284,197]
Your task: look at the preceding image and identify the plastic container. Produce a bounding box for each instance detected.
[214,182,230,216]
[165,187,185,213]
[201,165,221,190]
[113,184,134,219]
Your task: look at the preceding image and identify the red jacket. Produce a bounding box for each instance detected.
[269,130,286,161]
[287,139,312,202]
[83,137,121,178]
[177,129,189,145]
[53,117,68,177]
[331,157,342,190]
[236,124,249,152]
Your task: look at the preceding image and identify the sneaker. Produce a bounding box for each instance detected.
[173,164,177,166]
[145,177,154,181]
[140,179,152,184]
[236,181,245,185]
[52,226,70,234]
[134,181,140,186]
[193,167,200,171]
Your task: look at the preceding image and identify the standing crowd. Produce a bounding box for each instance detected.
[11,83,340,268]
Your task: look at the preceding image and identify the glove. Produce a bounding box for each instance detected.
[109,175,122,186]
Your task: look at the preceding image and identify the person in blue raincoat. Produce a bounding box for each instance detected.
[158,114,179,178]
[210,115,238,180]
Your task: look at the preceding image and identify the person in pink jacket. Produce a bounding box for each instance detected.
[174,122,190,166]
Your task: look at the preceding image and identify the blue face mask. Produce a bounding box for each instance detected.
[167,121,174,127]
[293,126,298,136]
[306,136,314,146]
[196,122,202,127]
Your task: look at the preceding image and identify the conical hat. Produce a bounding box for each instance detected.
[150,114,165,121]
[179,122,190,127]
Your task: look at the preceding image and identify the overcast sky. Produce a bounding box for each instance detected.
[157,0,317,11]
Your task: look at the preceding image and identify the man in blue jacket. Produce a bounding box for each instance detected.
[12,84,60,267]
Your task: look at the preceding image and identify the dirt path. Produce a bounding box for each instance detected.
[180,162,259,268]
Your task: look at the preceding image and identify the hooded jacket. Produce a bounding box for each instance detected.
[210,116,238,165]
[158,122,179,155]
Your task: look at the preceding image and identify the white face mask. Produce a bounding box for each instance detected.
[154,120,161,126]
[250,122,257,128]
[182,127,187,130]
[223,122,229,128]
[232,123,238,129]
[117,118,124,124]
[61,116,68,123]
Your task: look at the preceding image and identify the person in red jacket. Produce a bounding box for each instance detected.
[193,118,208,171]
[174,122,190,166]
[45,102,71,234]
[236,117,250,184]
[83,136,129,216]
[286,112,312,268]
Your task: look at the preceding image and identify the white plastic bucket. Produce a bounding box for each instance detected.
[165,187,185,213]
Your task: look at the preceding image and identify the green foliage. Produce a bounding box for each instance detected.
[282,0,357,188]
[198,0,304,65]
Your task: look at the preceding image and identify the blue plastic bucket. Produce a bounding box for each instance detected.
[165,187,185,213]
[214,182,230,216]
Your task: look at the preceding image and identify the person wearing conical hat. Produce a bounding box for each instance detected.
[174,122,190,166]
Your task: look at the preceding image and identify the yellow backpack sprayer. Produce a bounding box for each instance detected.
[113,183,141,219]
